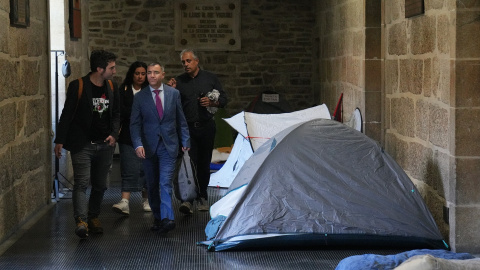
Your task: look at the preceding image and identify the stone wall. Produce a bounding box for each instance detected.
[318,0,382,141]
[88,0,316,116]
[319,0,480,253]
[452,0,480,253]
[384,0,454,250]
[0,1,51,243]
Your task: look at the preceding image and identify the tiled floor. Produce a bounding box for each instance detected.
[0,158,405,269]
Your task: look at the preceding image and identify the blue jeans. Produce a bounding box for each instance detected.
[119,143,145,192]
[71,142,114,221]
[143,142,176,221]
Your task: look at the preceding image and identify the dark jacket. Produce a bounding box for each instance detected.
[175,69,228,123]
[117,83,135,146]
[54,73,120,153]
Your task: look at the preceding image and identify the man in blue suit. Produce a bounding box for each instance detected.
[130,62,190,233]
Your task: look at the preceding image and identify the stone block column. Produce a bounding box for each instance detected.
[451,5,480,253]
[364,0,382,141]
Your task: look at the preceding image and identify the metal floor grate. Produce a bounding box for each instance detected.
[0,158,405,269]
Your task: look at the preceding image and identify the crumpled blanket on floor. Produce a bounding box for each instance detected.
[335,249,474,270]
[211,149,230,163]
[394,254,480,270]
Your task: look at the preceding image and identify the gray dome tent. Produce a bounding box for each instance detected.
[202,119,447,251]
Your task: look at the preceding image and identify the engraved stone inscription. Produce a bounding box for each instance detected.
[175,1,241,51]
[17,0,27,24]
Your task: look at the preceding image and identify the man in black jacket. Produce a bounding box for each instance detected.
[168,49,228,214]
[54,50,120,239]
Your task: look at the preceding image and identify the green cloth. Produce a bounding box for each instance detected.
[214,108,234,148]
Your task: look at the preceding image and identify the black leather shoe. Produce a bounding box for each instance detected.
[158,218,176,233]
[150,218,162,231]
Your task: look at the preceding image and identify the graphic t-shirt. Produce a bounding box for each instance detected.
[90,82,111,141]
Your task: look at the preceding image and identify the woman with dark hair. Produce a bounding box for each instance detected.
[112,61,150,215]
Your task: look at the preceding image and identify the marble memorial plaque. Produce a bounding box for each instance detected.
[175,0,241,51]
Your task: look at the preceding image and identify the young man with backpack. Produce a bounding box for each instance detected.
[54,50,120,239]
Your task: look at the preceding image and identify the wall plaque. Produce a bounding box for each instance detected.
[405,0,424,18]
[10,0,30,28]
[69,0,82,39]
[175,0,241,51]
[262,94,280,103]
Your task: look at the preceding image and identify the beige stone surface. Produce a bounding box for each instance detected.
[384,0,404,24]
[429,104,449,149]
[0,103,16,148]
[26,99,48,136]
[432,150,452,200]
[399,59,423,94]
[455,60,480,107]
[411,15,436,55]
[0,0,51,245]
[385,132,397,157]
[0,60,15,101]
[353,30,364,57]
[364,122,381,142]
[366,27,381,59]
[385,59,398,94]
[415,99,429,141]
[385,97,391,129]
[365,91,381,121]
[427,0,446,10]
[365,60,381,92]
[348,0,363,28]
[0,16,8,53]
[436,14,451,54]
[0,148,12,191]
[424,188,449,240]
[455,108,480,156]
[456,10,480,58]
[407,141,433,180]
[411,59,424,95]
[347,57,362,87]
[341,57,348,80]
[0,191,16,238]
[391,97,415,137]
[454,206,480,253]
[15,100,26,137]
[24,61,41,96]
[432,57,451,104]
[385,132,410,169]
[398,59,411,93]
[396,135,410,169]
[388,22,407,55]
[423,58,433,97]
[456,158,480,205]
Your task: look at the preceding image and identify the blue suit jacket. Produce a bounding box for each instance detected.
[130,84,190,158]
